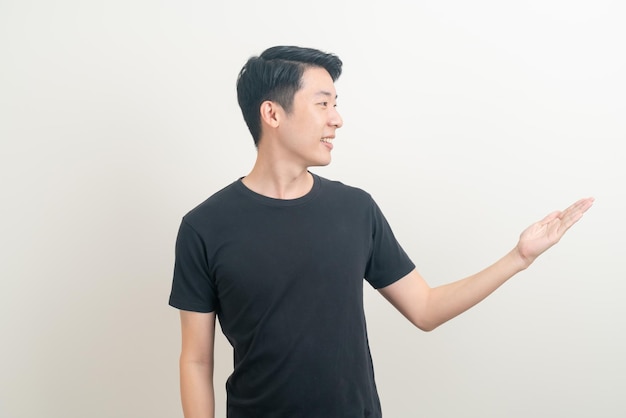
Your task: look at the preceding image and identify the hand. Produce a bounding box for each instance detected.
[516,197,594,267]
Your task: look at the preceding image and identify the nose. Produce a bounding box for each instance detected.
[329,107,343,129]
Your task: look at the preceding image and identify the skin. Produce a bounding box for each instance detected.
[179,310,216,418]
[178,66,594,417]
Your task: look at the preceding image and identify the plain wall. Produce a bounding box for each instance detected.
[1,1,624,417]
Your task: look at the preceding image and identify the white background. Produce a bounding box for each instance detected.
[1,1,624,417]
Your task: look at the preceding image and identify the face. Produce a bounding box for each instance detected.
[275,66,343,168]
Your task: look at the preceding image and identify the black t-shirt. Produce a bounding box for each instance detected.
[169,173,415,418]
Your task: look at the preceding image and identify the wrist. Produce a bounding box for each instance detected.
[509,246,533,272]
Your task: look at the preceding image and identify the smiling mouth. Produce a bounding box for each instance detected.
[320,137,333,144]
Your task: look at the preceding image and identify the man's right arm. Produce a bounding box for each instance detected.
[179,310,216,418]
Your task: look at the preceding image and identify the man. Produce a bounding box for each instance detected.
[169,46,593,418]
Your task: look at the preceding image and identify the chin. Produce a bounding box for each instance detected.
[311,158,332,167]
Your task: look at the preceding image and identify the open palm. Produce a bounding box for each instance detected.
[517,197,594,265]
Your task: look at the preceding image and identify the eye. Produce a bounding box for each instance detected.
[319,101,329,107]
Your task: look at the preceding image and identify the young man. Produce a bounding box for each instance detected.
[169,46,593,418]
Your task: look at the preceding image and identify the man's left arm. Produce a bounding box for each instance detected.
[378,197,594,331]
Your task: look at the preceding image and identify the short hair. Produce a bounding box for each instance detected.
[236,46,343,146]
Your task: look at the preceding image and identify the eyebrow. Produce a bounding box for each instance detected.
[315,90,338,99]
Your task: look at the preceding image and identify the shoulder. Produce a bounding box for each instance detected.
[315,174,374,204]
[181,180,243,227]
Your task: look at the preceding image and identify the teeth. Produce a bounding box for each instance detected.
[321,138,333,143]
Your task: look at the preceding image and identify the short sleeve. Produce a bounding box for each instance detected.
[168,219,218,313]
[364,199,415,289]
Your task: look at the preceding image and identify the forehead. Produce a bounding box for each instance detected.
[298,67,337,96]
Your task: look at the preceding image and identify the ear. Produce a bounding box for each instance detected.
[259,100,282,129]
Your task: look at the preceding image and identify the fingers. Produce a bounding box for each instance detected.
[565,197,595,214]
[562,197,595,220]
[539,198,593,225]
[558,197,594,232]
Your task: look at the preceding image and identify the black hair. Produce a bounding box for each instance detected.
[236,46,342,146]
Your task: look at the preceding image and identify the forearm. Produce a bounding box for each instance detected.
[425,247,529,329]
[180,359,215,418]
[381,198,593,331]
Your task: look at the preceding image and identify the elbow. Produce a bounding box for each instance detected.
[409,296,447,332]
[415,323,438,333]
[407,304,440,332]
[412,317,440,332]
[417,323,437,332]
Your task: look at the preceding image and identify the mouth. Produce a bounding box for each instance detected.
[320,137,334,150]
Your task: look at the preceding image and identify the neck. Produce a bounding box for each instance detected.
[242,157,313,200]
